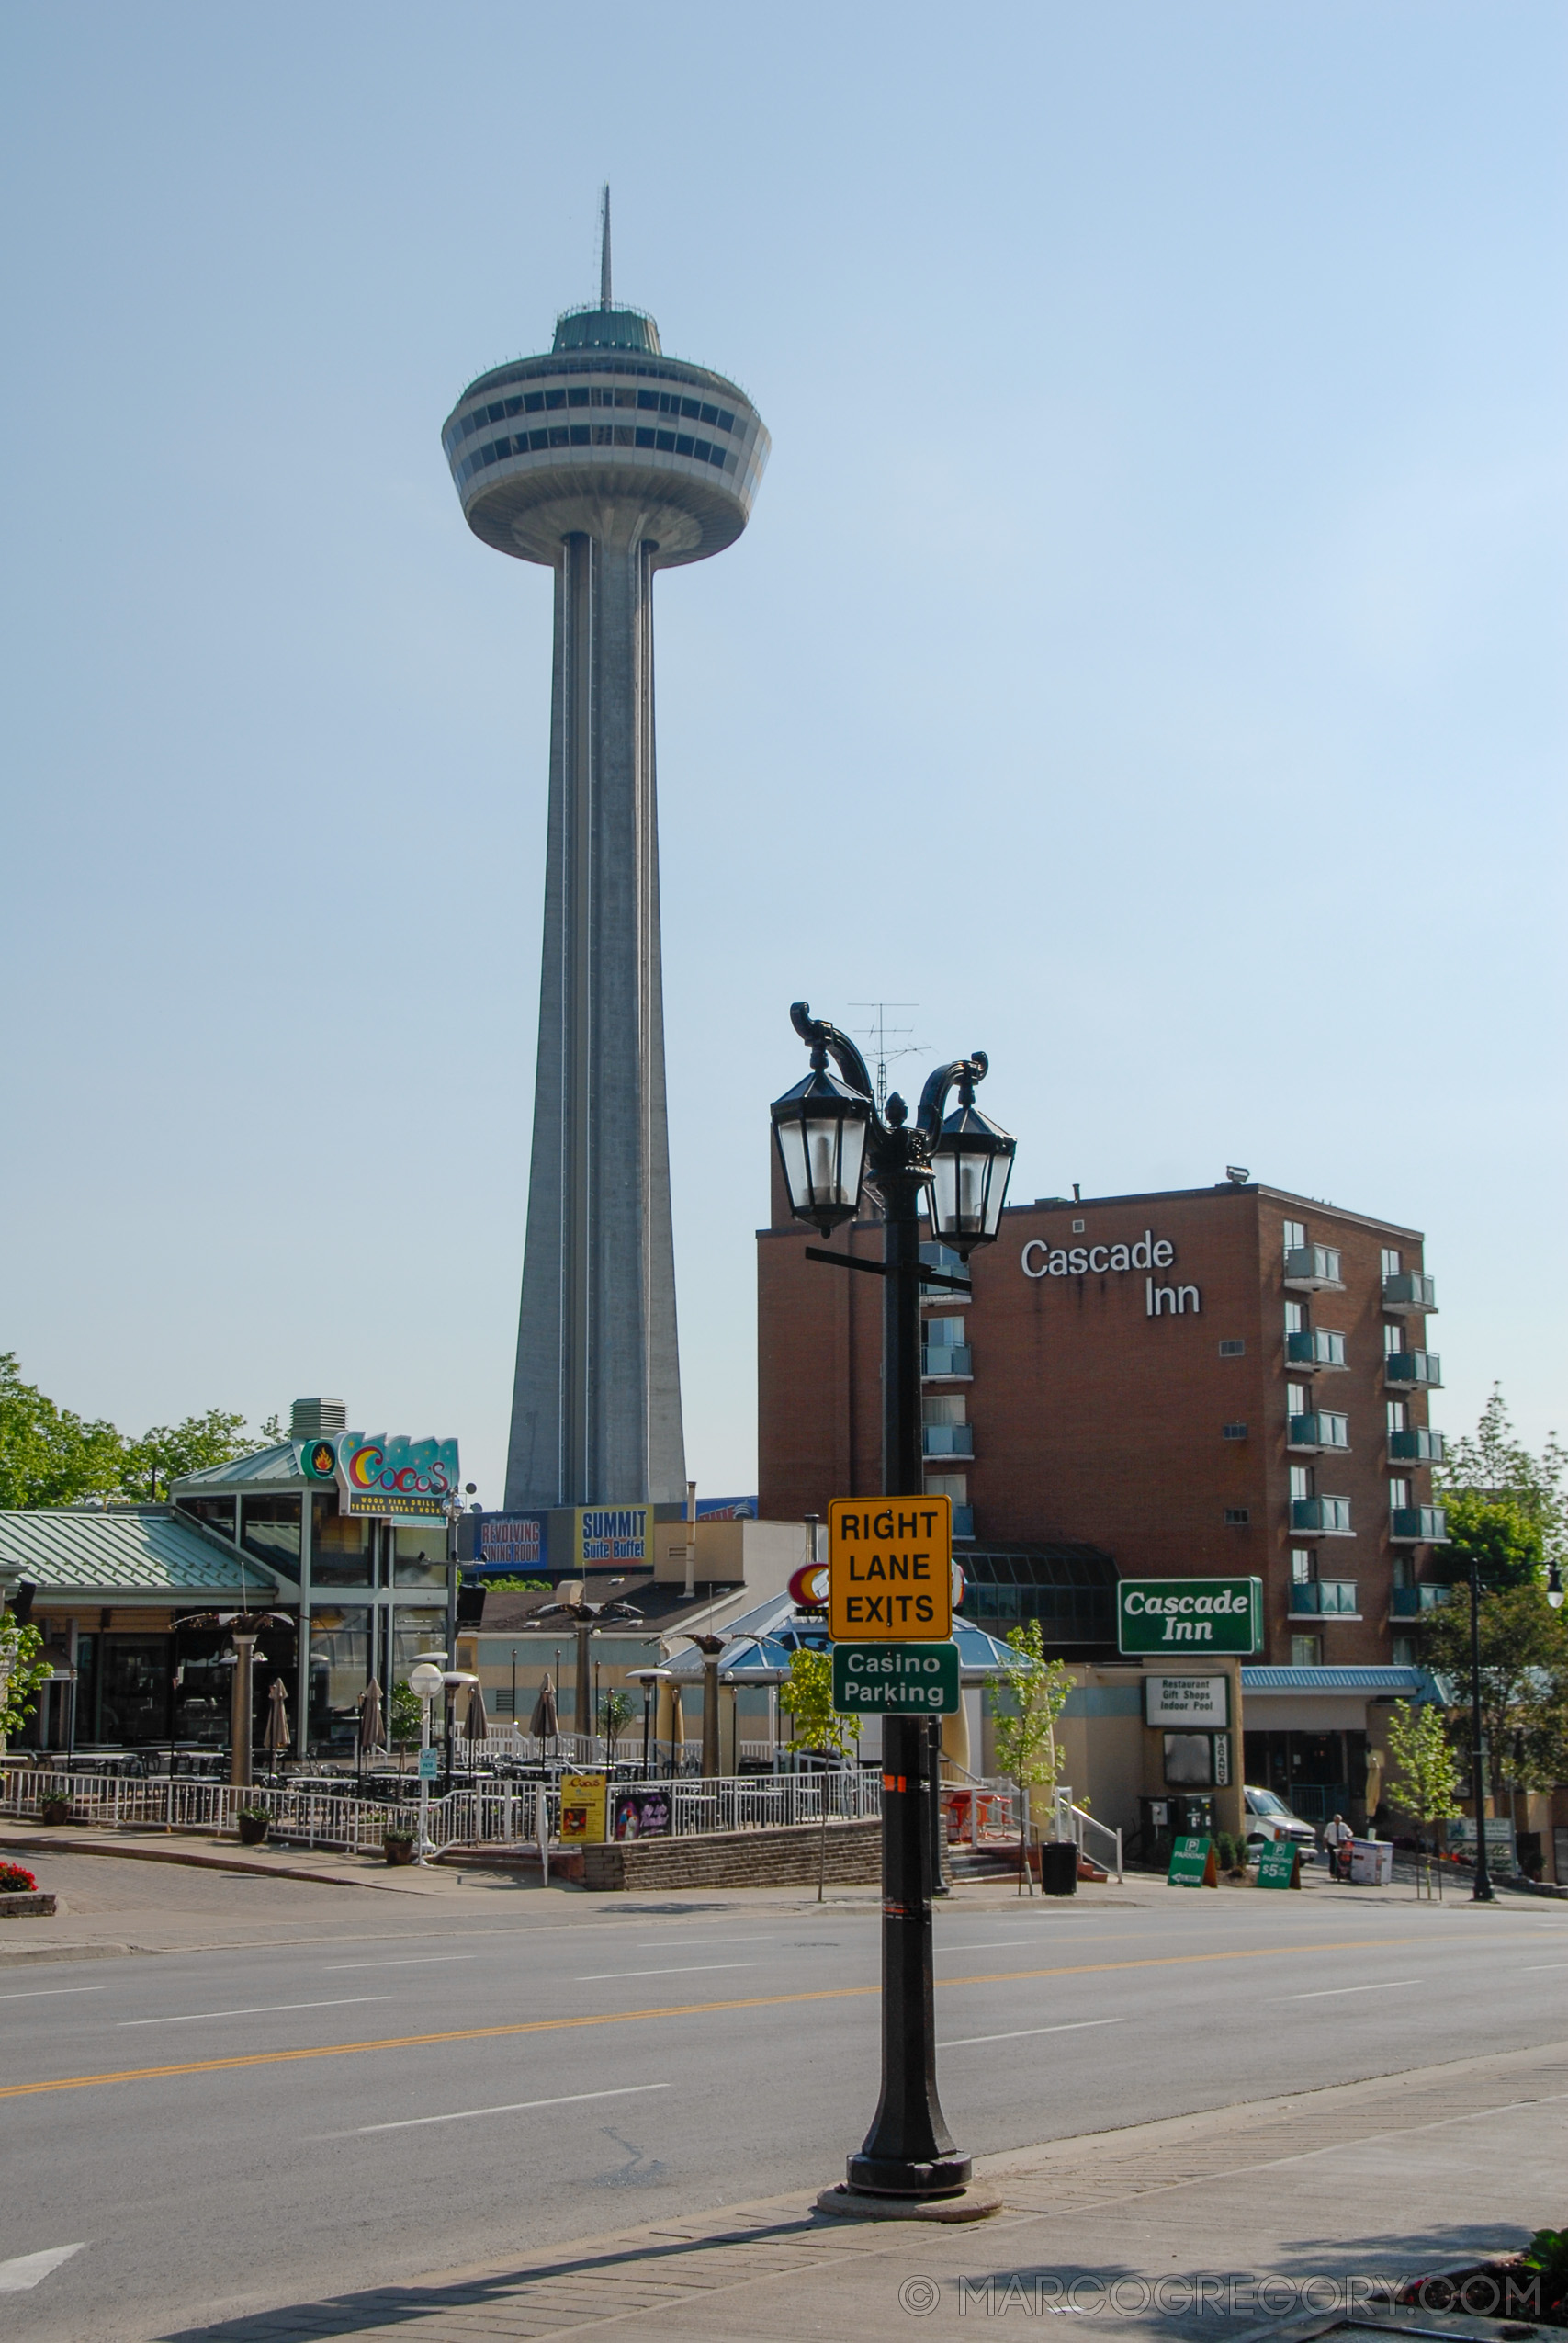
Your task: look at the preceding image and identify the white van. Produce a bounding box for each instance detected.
[1244,1785,1318,1856]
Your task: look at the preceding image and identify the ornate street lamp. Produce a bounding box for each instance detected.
[772,1000,1014,2216]
[1547,1562,1563,1612]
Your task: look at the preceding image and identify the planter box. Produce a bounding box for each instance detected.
[0,1892,57,1917]
[581,1818,881,1894]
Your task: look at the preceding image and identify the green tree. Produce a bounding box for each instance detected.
[389,1680,423,1762]
[601,1688,635,1754]
[1382,1699,1463,1898]
[0,1613,51,1746]
[1431,1489,1543,1592]
[121,1409,254,1501]
[1424,1582,1568,1810]
[1437,1387,1565,1576]
[0,1353,125,1509]
[987,1618,1075,1896]
[779,1647,862,1902]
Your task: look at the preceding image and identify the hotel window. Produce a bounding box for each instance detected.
[1284,1300,1304,1336]
[1287,1383,1309,1416]
[925,1317,965,1347]
[1290,1466,1314,1501]
[922,1394,966,1427]
[1387,1399,1408,1434]
[1218,1338,1246,1357]
[1391,1635,1417,1665]
[924,1472,967,1503]
[1389,1477,1411,1511]
[1222,1421,1248,1440]
[1291,1548,1314,1582]
[1382,1248,1402,1277]
[1384,1323,1404,1355]
[1224,1508,1250,1525]
[1283,1220,1305,1255]
[1290,1635,1323,1666]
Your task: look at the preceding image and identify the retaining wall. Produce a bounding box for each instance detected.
[581,1817,882,1892]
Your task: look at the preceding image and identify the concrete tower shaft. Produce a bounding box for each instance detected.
[443,289,768,1511]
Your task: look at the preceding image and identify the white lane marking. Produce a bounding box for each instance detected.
[337,2083,671,2137]
[939,1940,1076,1953]
[941,2020,1125,2049]
[578,1963,759,1981]
[1523,1964,1568,1972]
[321,1955,478,1970]
[632,1937,773,1949]
[0,1986,105,2001]
[120,1998,391,2027]
[0,2244,86,2292]
[1280,1980,1423,2000]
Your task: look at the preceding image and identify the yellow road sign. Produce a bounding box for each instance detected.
[827,1497,953,1641]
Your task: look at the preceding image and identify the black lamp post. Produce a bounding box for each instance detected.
[1468,1553,1494,1905]
[772,1001,1014,2205]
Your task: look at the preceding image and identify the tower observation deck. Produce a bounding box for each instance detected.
[443,200,769,1511]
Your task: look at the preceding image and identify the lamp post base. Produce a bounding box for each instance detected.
[844,2152,971,2196]
[817,2181,1002,2224]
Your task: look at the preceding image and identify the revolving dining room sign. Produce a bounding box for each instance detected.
[299,1432,461,1522]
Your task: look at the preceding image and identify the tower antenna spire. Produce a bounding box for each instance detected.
[599,184,612,311]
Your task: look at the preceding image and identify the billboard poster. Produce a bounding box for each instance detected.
[559,1773,607,1845]
[475,1513,548,1574]
[695,1496,758,1521]
[612,1785,672,1840]
[574,1507,649,1567]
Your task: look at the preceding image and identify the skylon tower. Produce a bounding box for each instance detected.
[444,195,769,1511]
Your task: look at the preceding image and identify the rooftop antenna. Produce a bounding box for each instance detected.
[849,1002,923,1114]
[599,183,612,311]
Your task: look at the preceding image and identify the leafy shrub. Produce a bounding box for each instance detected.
[1519,2226,1568,2324]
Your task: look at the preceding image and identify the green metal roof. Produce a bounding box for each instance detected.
[0,1510,287,1602]
[173,1443,303,1493]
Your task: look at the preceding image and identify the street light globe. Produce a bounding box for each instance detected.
[409,1662,445,1701]
[771,1053,872,1236]
[929,1073,1016,1257]
[1547,1562,1564,1612]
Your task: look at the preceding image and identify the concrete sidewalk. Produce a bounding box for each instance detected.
[152,2034,1568,2343]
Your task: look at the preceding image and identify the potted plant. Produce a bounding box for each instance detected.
[383,1816,418,1866]
[39,1784,71,1827]
[236,1803,270,1847]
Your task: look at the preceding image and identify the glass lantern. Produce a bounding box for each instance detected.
[929,1089,1016,1256]
[770,1059,872,1237]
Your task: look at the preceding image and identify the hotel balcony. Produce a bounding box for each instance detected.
[952,1505,974,1540]
[1284,1245,1345,1293]
[1391,1505,1449,1544]
[921,1343,973,1380]
[1389,1426,1446,1466]
[1382,1273,1438,1314]
[1292,1495,1354,1536]
[1289,1578,1359,1617]
[922,1423,974,1459]
[1288,1411,1349,1453]
[1286,1330,1348,1373]
[1385,1351,1442,1390]
[1391,1582,1450,1616]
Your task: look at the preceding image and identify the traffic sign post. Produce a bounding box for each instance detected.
[828,1499,953,1641]
[833,1642,960,1715]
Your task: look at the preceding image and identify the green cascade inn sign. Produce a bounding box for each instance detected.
[1118,1577,1262,1655]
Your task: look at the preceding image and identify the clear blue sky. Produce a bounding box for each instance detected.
[2,3,1562,1504]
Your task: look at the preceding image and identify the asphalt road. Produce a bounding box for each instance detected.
[4,1881,1567,2341]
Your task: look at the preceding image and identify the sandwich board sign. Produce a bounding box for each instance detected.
[1118,1579,1262,1655]
[827,1498,952,1641]
[1256,1839,1302,1889]
[832,1642,960,1715]
[1168,1835,1219,1888]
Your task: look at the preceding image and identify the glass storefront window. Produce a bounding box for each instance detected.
[311,1495,373,1588]
[176,1497,236,1542]
[240,1496,301,1579]
[393,1528,447,1589]
[98,1637,172,1744]
[309,1607,371,1757]
[391,1607,446,1691]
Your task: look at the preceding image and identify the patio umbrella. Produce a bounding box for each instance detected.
[669,1679,685,1767]
[529,1674,558,1748]
[357,1679,385,1766]
[464,1679,489,1747]
[263,1677,291,1769]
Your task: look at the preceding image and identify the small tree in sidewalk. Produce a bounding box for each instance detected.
[780,1647,861,1903]
[1383,1699,1463,1899]
[987,1619,1074,1896]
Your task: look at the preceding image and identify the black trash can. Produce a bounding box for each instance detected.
[1038,1839,1078,1896]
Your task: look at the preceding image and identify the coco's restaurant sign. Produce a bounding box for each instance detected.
[299,1432,460,1522]
[1021,1228,1201,1318]
[1118,1578,1261,1655]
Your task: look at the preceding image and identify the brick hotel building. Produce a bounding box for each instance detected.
[758,1171,1447,1670]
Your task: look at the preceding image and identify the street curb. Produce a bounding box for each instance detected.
[0,1831,405,1894]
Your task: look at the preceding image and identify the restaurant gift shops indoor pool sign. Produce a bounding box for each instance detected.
[1118,1578,1262,1655]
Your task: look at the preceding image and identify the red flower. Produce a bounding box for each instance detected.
[0,1863,38,1893]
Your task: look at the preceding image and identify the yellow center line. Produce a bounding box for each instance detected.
[0,1938,1428,2102]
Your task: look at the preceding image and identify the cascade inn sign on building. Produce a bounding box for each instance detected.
[1021,1227,1201,1317]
